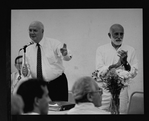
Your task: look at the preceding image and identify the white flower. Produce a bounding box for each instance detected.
[116,69,131,86]
[116,69,129,78]
[98,66,109,77]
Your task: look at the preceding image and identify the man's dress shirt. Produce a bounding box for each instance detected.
[11,72,21,93]
[11,72,29,94]
[25,37,72,82]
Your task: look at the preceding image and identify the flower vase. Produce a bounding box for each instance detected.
[110,95,120,114]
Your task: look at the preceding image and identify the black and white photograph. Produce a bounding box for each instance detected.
[10,9,143,115]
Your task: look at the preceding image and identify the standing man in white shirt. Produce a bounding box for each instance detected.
[95,24,138,114]
[22,21,72,101]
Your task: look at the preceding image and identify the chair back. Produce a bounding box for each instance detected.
[127,91,144,114]
[68,91,75,104]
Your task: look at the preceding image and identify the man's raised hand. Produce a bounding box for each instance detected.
[60,43,68,56]
[117,50,128,65]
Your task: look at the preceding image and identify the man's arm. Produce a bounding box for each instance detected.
[117,50,131,71]
[123,62,131,71]
[128,48,138,79]
[95,48,110,79]
[108,58,122,70]
[117,48,138,79]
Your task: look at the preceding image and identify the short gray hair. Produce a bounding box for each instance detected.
[109,23,124,33]
[72,76,96,102]
[29,21,44,30]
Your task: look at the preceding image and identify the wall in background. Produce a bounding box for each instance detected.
[11,9,143,93]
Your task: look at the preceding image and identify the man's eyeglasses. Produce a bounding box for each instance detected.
[91,88,103,95]
[16,62,22,65]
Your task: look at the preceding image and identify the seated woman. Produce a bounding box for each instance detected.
[67,76,111,114]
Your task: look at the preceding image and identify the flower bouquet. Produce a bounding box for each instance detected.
[92,67,131,114]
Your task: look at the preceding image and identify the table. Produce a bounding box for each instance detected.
[48,110,68,115]
[48,101,75,115]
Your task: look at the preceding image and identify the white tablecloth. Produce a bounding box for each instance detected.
[48,110,68,115]
[48,101,75,114]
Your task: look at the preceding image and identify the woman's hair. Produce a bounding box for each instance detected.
[72,76,95,103]
[16,78,47,113]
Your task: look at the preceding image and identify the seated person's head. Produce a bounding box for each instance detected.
[72,76,103,107]
[11,94,24,115]
[15,55,23,71]
[16,78,51,115]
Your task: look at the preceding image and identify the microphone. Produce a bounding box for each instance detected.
[19,42,34,52]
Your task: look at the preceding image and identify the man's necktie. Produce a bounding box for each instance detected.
[37,43,43,79]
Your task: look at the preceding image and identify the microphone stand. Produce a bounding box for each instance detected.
[19,42,34,77]
[21,45,29,77]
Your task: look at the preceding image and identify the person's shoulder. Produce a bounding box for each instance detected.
[11,71,18,77]
[124,44,134,49]
[11,71,17,75]
[96,43,110,50]
[123,44,135,51]
[45,37,62,46]
[98,43,110,48]
[45,37,60,42]
[26,42,35,51]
